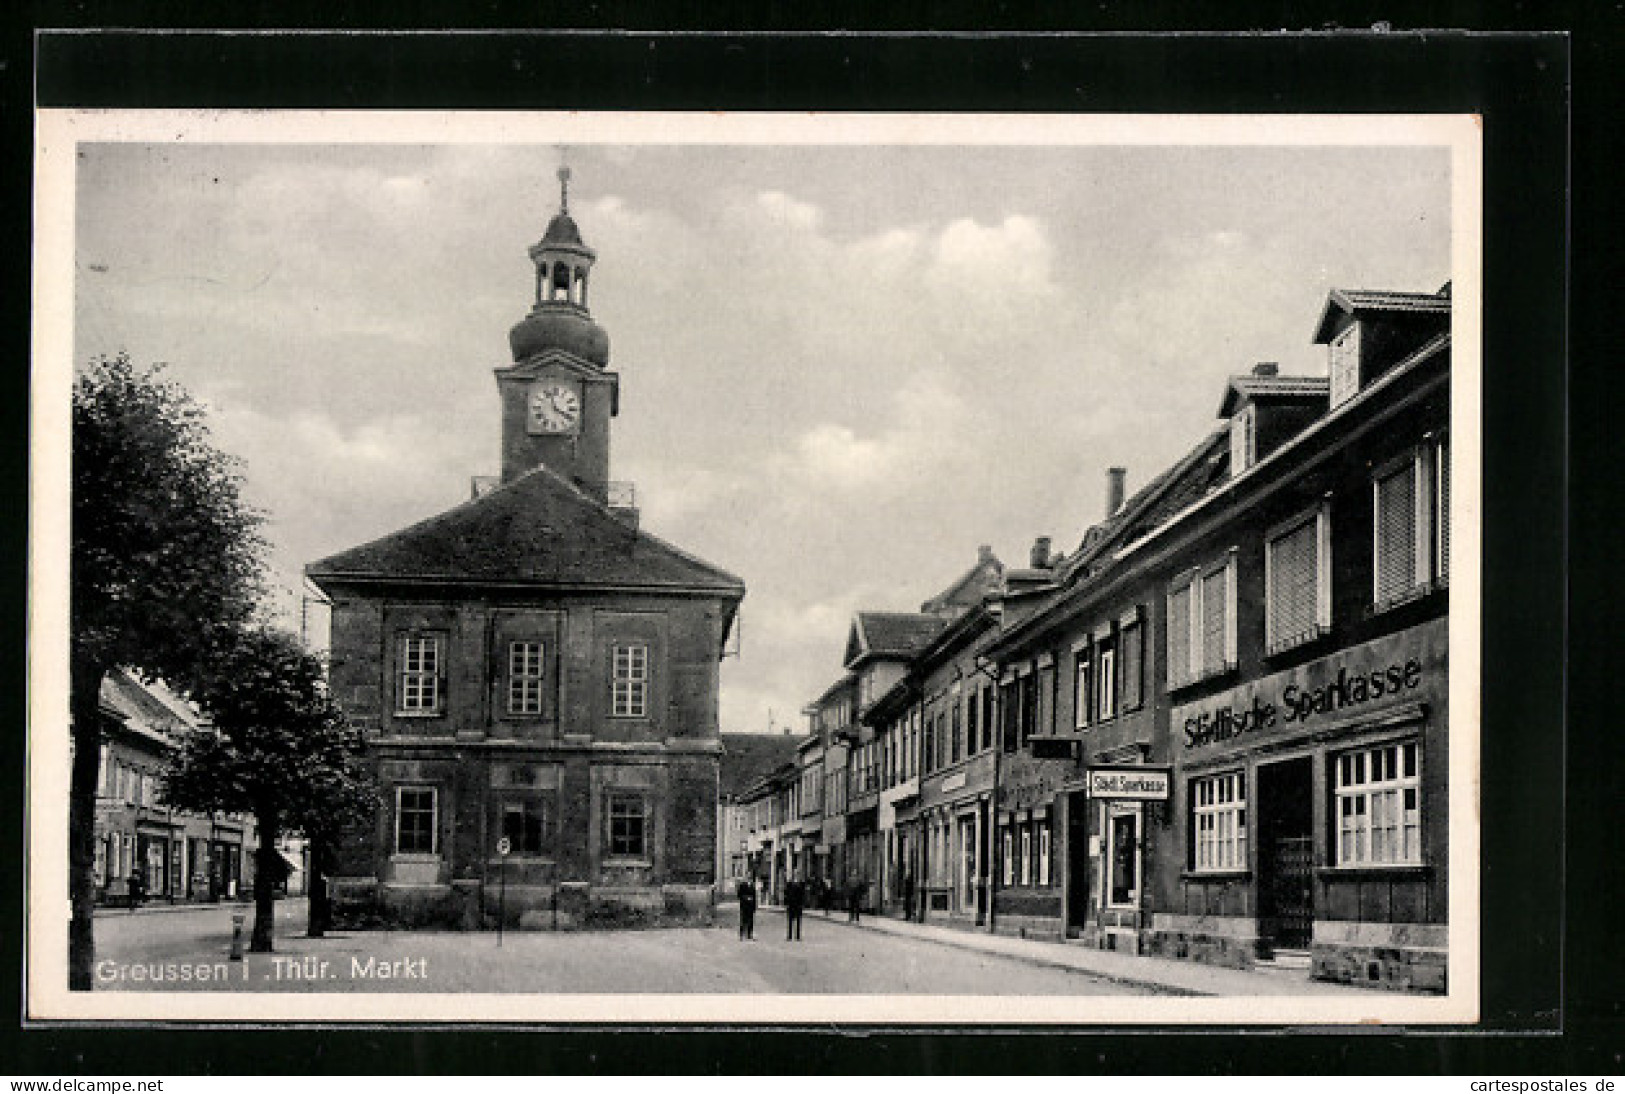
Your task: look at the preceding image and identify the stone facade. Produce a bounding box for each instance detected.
[310,175,742,930]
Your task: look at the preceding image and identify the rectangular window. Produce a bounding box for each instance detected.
[1020,673,1037,745]
[1373,457,1420,605]
[1267,508,1331,653]
[1335,741,1422,867]
[507,641,545,715]
[1167,582,1193,687]
[1018,828,1032,886]
[1201,567,1230,673]
[1094,643,1117,722]
[608,792,647,858]
[965,691,979,755]
[500,796,552,856]
[1191,772,1247,872]
[1329,322,1362,407]
[1120,616,1144,711]
[1001,828,1014,886]
[395,786,438,855]
[980,687,995,752]
[398,634,443,713]
[1037,824,1052,887]
[1000,682,1019,752]
[951,699,963,763]
[1074,648,1092,729]
[611,643,649,718]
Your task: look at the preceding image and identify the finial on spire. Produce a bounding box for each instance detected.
[557,164,572,214]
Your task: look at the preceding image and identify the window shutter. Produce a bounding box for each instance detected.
[1269,519,1320,645]
[1437,439,1450,580]
[1375,461,1418,602]
[1167,583,1191,686]
[1201,568,1228,673]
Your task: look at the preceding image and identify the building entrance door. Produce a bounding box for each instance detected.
[1066,791,1089,936]
[1257,756,1314,953]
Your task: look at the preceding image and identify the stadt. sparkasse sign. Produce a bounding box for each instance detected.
[1172,620,1447,753]
[1086,766,1171,801]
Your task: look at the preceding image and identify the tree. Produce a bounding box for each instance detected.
[163,625,376,952]
[70,355,265,989]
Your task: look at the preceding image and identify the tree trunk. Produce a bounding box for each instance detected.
[69,657,108,991]
[306,836,330,938]
[251,810,279,953]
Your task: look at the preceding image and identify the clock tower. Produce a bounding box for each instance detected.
[495,166,619,497]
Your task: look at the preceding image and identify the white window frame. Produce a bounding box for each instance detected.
[1018,827,1032,887]
[1265,504,1333,654]
[1371,443,1448,612]
[1073,647,1092,729]
[1037,824,1052,887]
[1230,402,1257,475]
[397,633,444,715]
[1434,434,1450,587]
[1334,741,1422,867]
[507,640,545,715]
[1169,553,1238,686]
[611,643,649,718]
[1191,771,1248,873]
[394,785,439,857]
[1001,827,1014,886]
[1329,321,1362,407]
[1095,645,1117,722]
[1105,808,1141,909]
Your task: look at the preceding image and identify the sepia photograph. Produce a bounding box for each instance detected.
[28,110,1481,1025]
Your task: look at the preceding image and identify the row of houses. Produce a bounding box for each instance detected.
[731,282,1453,991]
[85,669,261,906]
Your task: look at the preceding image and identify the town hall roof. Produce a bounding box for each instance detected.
[306,462,744,595]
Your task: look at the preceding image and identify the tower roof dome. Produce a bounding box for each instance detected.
[509,165,609,367]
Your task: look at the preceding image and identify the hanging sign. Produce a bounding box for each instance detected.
[1086,766,1171,801]
[496,837,512,857]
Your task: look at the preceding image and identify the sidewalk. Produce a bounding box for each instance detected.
[766,905,1374,997]
[92,898,257,917]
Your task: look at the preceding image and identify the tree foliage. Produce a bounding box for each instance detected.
[73,354,266,681]
[69,354,267,989]
[164,625,377,951]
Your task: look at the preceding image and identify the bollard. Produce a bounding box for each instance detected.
[229,912,246,961]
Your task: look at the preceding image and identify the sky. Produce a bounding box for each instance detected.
[69,123,1453,737]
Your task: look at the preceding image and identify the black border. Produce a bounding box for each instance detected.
[9,19,1591,1076]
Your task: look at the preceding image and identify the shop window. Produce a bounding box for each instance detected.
[1334,741,1421,867]
[507,641,545,715]
[499,795,553,856]
[1018,827,1032,886]
[397,633,444,714]
[611,643,649,718]
[1120,614,1144,711]
[1037,824,1052,887]
[1001,828,1014,886]
[1191,771,1247,872]
[394,786,438,855]
[1266,506,1332,653]
[608,793,647,858]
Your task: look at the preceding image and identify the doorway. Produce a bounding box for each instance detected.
[1066,791,1089,935]
[1256,756,1314,953]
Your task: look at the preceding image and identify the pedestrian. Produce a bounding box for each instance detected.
[784,877,806,941]
[127,868,146,912]
[848,879,862,923]
[736,876,758,941]
[820,876,833,916]
[901,871,916,922]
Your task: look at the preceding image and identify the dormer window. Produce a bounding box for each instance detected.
[1229,403,1257,475]
[1329,322,1362,408]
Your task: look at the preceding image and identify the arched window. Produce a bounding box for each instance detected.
[551,262,570,301]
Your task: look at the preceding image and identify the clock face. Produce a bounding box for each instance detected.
[528,383,581,434]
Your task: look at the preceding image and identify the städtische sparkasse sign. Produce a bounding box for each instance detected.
[1174,618,1448,752]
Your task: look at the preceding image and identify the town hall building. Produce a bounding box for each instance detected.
[307,170,745,929]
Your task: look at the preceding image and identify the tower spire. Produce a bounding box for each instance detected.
[558,164,572,215]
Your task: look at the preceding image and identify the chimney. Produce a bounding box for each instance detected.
[1030,536,1052,569]
[1252,361,1279,377]
[977,544,994,564]
[1106,466,1127,518]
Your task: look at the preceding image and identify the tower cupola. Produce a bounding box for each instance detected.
[508,166,611,367]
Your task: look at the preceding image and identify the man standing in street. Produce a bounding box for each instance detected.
[736,876,758,941]
[784,876,806,941]
[901,871,916,922]
[848,878,863,923]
